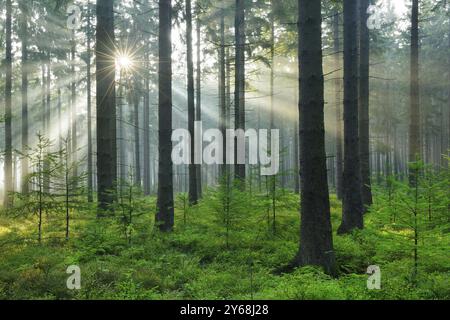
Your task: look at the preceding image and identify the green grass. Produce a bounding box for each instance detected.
[0,191,448,300]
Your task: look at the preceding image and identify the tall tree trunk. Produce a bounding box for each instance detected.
[296,0,336,275]
[4,0,13,206]
[133,85,141,187]
[46,53,51,136]
[20,0,29,194]
[86,1,93,202]
[96,0,117,211]
[338,0,364,235]
[156,0,175,231]
[294,101,300,194]
[58,88,62,151]
[195,9,202,198]
[358,0,372,211]
[226,46,232,180]
[448,10,450,165]
[41,61,46,133]
[269,1,277,196]
[43,57,50,194]
[143,0,151,196]
[186,0,198,205]
[143,40,151,195]
[234,0,246,182]
[118,71,126,186]
[71,31,78,185]
[409,0,421,185]
[333,10,343,200]
[218,6,227,180]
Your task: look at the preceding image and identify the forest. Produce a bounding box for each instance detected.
[0,0,448,301]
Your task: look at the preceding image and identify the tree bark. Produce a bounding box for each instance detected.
[71,31,78,184]
[196,9,202,197]
[333,10,343,200]
[96,0,117,211]
[143,40,151,195]
[448,10,450,165]
[234,0,246,182]
[358,0,372,211]
[338,0,364,234]
[4,0,13,206]
[294,105,300,194]
[133,83,141,187]
[296,0,336,275]
[46,53,51,137]
[156,0,175,231]
[87,1,93,202]
[409,0,421,186]
[118,71,127,187]
[218,5,227,180]
[186,0,198,205]
[20,0,29,195]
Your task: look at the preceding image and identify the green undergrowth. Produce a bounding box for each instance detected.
[0,187,448,300]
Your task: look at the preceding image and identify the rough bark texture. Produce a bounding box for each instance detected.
[96,0,117,211]
[358,0,373,210]
[294,66,300,195]
[409,0,421,185]
[296,0,336,276]
[20,0,29,195]
[156,0,175,231]
[4,0,13,206]
[234,0,246,182]
[333,10,343,201]
[338,0,364,234]
[186,0,198,205]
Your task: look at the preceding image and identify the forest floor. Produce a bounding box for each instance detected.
[0,190,449,300]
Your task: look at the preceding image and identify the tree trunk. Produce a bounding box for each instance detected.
[143,40,151,196]
[58,88,62,151]
[96,0,117,211]
[218,5,227,180]
[358,0,372,211]
[333,10,344,201]
[234,0,246,182]
[43,56,51,194]
[196,9,202,198]
[71,31,78,184]
[4,0,13,206]
[156,0,175,231]
[296,0,336,275]
[409,0,421,185]
[87,2,93,202]
[186,0,198,205]
[20,0,29,195]
[448,11,450,165]
[294,81,300,195]
[338,0,364,234]
[143,0,151,196]
[133,85,141,187]
[118,71,127,187]
[269,1,277,195]
[41,61,46,133]
[46,53,51,136]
